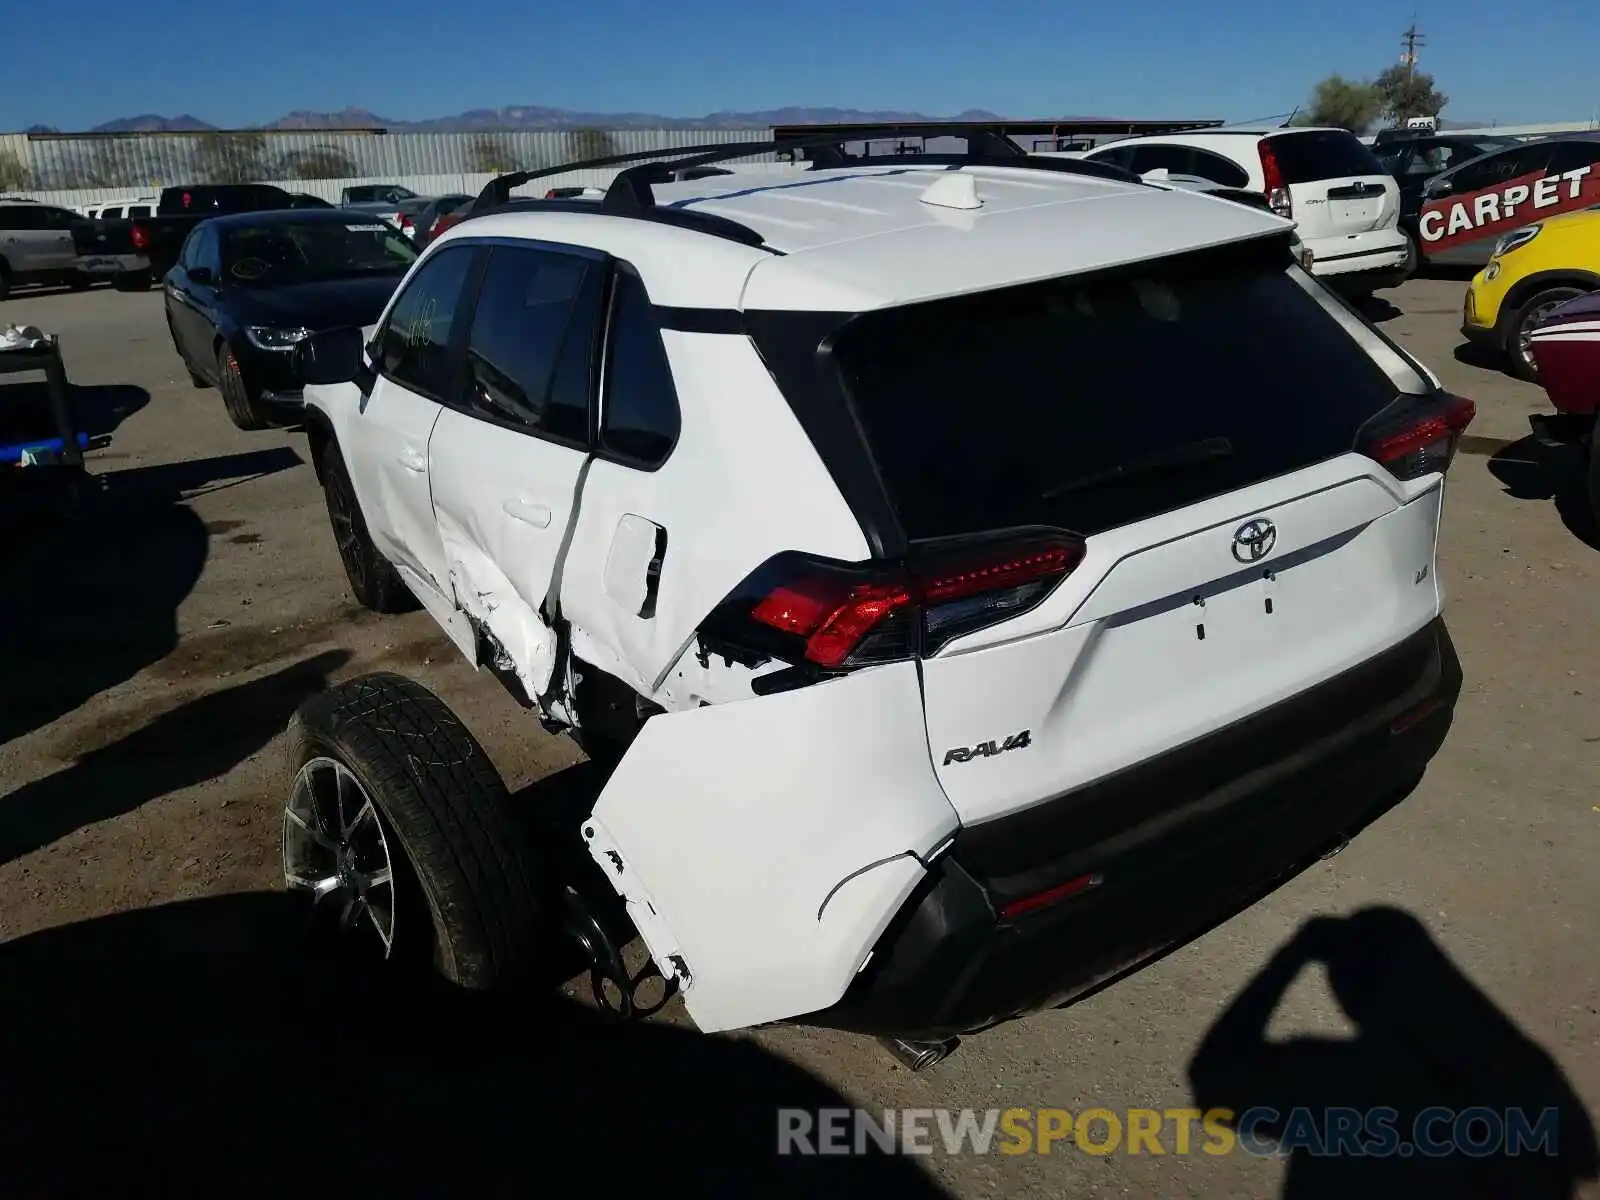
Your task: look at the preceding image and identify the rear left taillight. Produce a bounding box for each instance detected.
[1359,394,1476,480]
[130,222,150,250]
[1259,140,1292,219]
[701,531,1085,672]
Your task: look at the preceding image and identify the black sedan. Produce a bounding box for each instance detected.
[163,209,416,430]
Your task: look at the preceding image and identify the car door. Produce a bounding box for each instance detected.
[1422,143,1557,267]
[426,242,605,703]
[346,243,478,600]
[32,206,80,271]
[556,263,694,699]
[167,224,221,372]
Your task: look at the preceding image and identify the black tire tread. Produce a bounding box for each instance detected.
[218,341,270,430]
[287,672,543,989]
[1587,425,1600,530]
[318,440,417,614]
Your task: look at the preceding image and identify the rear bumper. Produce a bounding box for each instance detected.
[807,617,1462,1040]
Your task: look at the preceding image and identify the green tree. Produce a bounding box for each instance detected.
[467,134,522,173]
[1375,64,1449,125]
[281,145,358,180]
[193,132,268,183]
[1301,74,1384,133]
[0,149,35,191]
[566,127,616,162]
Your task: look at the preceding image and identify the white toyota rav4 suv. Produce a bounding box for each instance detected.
[1080,127,1412,298]
[286,131,1469,1065]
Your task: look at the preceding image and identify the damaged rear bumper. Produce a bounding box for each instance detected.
[803,617,1462,1040]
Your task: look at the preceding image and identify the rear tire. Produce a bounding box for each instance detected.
[284,672,546,989]
[69,274,90,292]
[318,439,418,614]
[1504,286,1585,382]
[217,341,271,431]
[113,270,152,292]
[0,261,11,301]
[1586,423,1600,531]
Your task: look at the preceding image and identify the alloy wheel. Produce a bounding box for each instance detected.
[283,756,397,955]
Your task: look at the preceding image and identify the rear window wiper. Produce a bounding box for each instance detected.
[1041,436,1233,500]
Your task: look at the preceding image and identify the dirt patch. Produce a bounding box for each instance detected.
[228,533,263,545]
[153,604,378,682]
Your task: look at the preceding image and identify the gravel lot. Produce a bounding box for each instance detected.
[0,279,1595,1197]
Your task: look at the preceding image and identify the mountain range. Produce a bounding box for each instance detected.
[25,106,1015,135]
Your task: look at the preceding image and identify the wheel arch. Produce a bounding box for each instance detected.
[1497,270,1600,337]
[302,404,337,484]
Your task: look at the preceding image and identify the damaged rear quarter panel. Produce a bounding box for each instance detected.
[584,659,959,1032]
[559,331,869,707]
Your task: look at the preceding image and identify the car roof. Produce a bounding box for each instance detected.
[441,162,1290,311]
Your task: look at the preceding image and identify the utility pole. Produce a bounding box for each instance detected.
[1399,22,1425,122]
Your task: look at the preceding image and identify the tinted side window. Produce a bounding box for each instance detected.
[1126,145,1193,176]
[0,205,40,230]
[102,206,125,220]
[1445,149,1517,193]
[129,204,152,218]
[1508,143,1557,179]
[1090,145,1135,170]
[378,247,476,401]
[1545,141,1600,176]
[600,269,681,466]
[1188,149,1250,187]
[461,246,601,444]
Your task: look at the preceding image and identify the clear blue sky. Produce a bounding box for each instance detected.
[5,0,1595,131]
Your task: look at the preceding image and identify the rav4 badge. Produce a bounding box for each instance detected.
[943,730,1032,765]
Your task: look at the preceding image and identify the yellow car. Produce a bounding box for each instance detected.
[1460,207,1600,380]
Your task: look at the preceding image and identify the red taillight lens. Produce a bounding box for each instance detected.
[1259,141,1292,219]
[130,222,149,250]
[1000,872,1103,921]
[1360,394,1475,480]
[731,532,1085,671]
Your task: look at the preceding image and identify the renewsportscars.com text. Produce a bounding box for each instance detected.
[777,1106,1564,1158]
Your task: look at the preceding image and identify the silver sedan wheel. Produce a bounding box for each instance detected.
[283,756,398,955]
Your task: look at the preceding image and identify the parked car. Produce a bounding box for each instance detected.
[163,209,417,430]
[1414,133,1600,270]
[409,193,473,246]
[1527,291,1600,524]
[78,196,159,220]
[339,184,418,209]
[286,134,1468,1060]
[289,193,334,209]
[1459,207,1600,379]
[0,200,128,298]
[1369,133,1520,267]
[129,183,299,281]
[1079,127,1409,298]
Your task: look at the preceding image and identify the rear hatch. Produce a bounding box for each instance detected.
[820,236,1462,829]
[1262,129,1399,239]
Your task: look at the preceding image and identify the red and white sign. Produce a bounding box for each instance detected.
[1418,163,1598,253]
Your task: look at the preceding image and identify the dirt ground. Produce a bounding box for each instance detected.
[0,279,1595,1198]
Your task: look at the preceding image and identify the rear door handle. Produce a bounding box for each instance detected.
[502,498,551,528]
[398,446,426,472]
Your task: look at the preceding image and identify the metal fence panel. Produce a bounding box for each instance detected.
[7,128,773,196]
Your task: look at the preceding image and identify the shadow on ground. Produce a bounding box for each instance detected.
[1452,340,1511,373]
[1483,436,1600,551]
[0,380,150,443]
[1190,906,1598,1199]
[0,890,952,1198]
[0,445,304,747]
[1355,295,1403,324]
[0,649,349,867]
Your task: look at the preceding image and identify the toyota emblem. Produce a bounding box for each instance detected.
[1232,518,1277,563]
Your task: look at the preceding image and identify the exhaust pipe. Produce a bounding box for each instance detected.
[879,1036,959,1071]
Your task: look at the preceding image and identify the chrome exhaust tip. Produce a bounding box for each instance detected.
[879,1036,960,1071]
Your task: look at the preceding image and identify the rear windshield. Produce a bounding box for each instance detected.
[1267,130,1385,183]
[826,240,1399,540]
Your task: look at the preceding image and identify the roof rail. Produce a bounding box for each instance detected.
[466,123,1147,223]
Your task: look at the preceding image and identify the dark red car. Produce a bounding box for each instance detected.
[1527,290,1600,522]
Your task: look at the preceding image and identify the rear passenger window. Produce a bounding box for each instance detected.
[377,246,475,401]
[129,205,151,218]
[1189,150,1250,188]
[103,206,124,220]
[600,269,681,466]
[1125,145,1193,176]
[462,246,602,444]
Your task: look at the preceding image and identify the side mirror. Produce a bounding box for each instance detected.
[188,266,213,284]
[296,326,369,386]
[1424,177,1453,197]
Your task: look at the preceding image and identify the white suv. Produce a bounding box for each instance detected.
[286,133,1469,1061]
[1081,127,1411,297]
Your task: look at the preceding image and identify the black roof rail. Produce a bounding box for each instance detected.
[464,123,1148,240]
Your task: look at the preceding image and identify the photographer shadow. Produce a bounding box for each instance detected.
[1189,906,1597,1199]
[0,890,953,1199]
